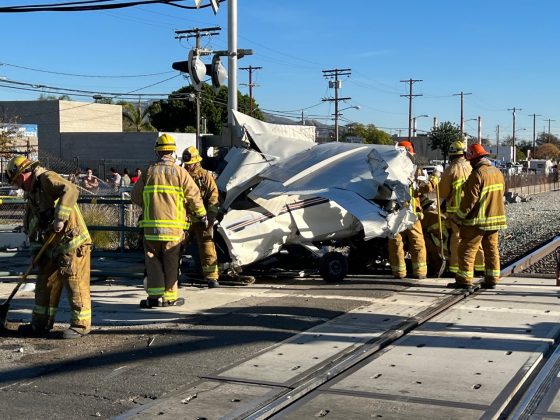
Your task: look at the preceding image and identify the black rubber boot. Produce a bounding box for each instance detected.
[17,323,50,337]
[162,298,185,307]
[446,282,474,291]
[140,298,162,309]
[62,328,88,339]
[207,280,220,288]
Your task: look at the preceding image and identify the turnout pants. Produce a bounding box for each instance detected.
[144,238,183,302]
[187,224,219,281]
[456,227,500,285]
[388,219,427,278]
[447,217,485,274]
[32,245,92,333]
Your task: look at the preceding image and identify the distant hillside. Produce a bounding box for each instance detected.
[263,112,330,129]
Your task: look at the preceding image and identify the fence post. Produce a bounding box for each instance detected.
[119,192,125,251]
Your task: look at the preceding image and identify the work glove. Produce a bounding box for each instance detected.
[434,165,444,177]
[52,219,65,233]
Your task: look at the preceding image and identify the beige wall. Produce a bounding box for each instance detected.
[0,100,122,158]
[59,101,121,132]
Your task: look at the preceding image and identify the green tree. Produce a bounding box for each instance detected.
[0,122,18,158]
[38,94,72,101]
[537,131,560,147]
[343,123,392,145]
[534,143,560,160]
[148,84,263,135]
[119,101,156,132]
[428,121,462,163]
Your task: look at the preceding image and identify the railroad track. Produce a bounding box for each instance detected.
[230,237,560,420]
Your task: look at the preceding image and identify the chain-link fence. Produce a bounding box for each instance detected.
[504,172,560,195]
[0,153,143,250]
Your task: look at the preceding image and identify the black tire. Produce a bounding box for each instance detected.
[319,252,348,282]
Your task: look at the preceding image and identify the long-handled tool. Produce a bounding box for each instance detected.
[0,233,56,329]
[435,183,447,278]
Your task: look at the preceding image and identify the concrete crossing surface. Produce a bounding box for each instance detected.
[0,268,559,419]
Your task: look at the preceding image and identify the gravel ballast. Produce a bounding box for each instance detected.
[499,189,560,273]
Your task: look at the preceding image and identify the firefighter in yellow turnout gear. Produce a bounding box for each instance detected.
[6,156,92,339]
[182,146,220,288]
[131,134,207,308]
[439,139,485,275]
[448,143,507,289]
[388,141,437,279]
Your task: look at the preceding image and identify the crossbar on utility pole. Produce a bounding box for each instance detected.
[323,68,352,142]
[401,79,423,141]
[240,65,262,116]
[453,91,472,134]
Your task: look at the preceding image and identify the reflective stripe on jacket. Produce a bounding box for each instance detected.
[131,156,206,242]
[456,159,507,230]
[439,156,471,214]
[24,167,91,256]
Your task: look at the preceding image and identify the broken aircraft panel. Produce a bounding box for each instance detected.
[215,112,417,270]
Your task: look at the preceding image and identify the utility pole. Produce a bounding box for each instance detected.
[322,68,352,142]
[508,107,522,162]
[400,78,423,140]
[496,125,500,162]
[175,26,221,149]
[529,113,541,159]
[544,118,555,143]
[301,110,305,125]
[477,116,482,143]
[240,65,262,116]
[432,116,438,130]
[453,91,472,134]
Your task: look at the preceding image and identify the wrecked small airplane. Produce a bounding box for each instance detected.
[213,111,417,281]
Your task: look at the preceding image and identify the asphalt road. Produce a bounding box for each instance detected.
[0,272,407,419]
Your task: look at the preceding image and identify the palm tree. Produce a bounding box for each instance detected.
[121,100,155,132]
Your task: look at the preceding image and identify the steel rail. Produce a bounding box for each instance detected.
[236,239,560,420]
[500,235,560,277]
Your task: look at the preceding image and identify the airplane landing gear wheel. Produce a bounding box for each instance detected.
[319,252,348,283]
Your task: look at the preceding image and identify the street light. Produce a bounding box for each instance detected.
[412,114,429,137]
[335,105,360,142]
[513,127,526,162]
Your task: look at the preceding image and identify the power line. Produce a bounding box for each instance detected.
[0,61,174,78]
[0,0,222,13]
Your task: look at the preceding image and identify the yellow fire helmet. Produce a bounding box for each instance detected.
[154,133,176,153]
[5,155,38,184]
[449,140,467,155]
[182,146,202,164]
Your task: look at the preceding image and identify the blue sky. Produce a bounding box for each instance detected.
[1,0,559,142]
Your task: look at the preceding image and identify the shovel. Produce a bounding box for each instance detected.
[435,183,447,278]
[0,233,56,329]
